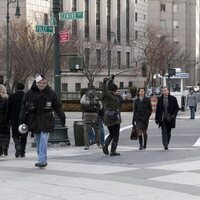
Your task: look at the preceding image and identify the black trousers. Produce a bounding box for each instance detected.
[13,133,28,153]
[105,124,120,152]
[161,121,172,147]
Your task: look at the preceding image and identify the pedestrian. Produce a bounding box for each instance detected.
[155,86,179,150]
[19,74,66,167]
[132,88,152,150]
[0,84,10,156]
[6,82,27,158]
[187,87,197,119]
[102,75,122,156]
[80,85,102,150]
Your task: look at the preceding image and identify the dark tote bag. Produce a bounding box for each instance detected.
[130,124,138,140]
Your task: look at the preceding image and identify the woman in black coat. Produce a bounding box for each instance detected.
[132,88,152,150]
[155,86,179,150]
[0,84,10,156]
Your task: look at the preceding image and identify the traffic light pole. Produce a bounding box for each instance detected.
[49,0,70,145]
[53,0,61,98]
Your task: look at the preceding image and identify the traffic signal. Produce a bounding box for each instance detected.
[68,57,84,72]
[53,0,60,13]
[168,68,176,77]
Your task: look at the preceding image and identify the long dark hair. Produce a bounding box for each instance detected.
[137,88,145,97]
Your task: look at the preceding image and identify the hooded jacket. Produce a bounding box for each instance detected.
[20,81,66,133]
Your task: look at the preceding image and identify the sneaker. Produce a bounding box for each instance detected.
[35,162,48,167]
[139,146,143,150]
[102,145,109,155]
[143,145,146,150]
[38,162,47,168]
[110,152,120,156]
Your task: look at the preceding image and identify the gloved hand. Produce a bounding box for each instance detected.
[111,74,115,80]
[103,78,108,83]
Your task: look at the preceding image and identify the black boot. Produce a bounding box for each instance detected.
[143,134,148,149]
[102,145,109,155]
[139,136,143,150]
[110,142,120,156]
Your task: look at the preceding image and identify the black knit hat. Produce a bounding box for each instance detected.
[16,82,25,90]
[108,83,118,92]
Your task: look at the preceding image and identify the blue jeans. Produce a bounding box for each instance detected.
[189,106,196,119]
[99,119,105,145]
[89,128,95,144]
[35,132,49,163]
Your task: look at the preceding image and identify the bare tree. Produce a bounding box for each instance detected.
[0,20,54,91]
[135,25,188,87]
[60,30,114,86]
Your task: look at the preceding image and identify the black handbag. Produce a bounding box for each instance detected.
[105,110,119,120]
[130,124,138,140]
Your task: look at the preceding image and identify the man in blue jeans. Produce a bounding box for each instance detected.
[20,75,66,167]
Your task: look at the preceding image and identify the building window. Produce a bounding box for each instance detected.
[96,49,101,67]
[135,0,137,3]
[117,51,121,69]
[160,20,166,29]
[62,83,68,92]
[144,14,146,20]
[72,0,77,38]
[126,0,130,44]
[85,0,89,39]
[85,48,90,68]
[117,0,121,43]
[75,83,81,92]
[44,13,48,25]
[96,0,101,41]
[173,37,179,44]
[160,4,166,12]
[119,82,124,89]
[135,12,138,22]
[173,4,178,12]
[126,52,130,68]
[129,81,133,88]
[173,21,179,29]
[135,30,138,40]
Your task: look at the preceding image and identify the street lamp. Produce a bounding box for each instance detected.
[6,0,21,91]
[107,31,116,77]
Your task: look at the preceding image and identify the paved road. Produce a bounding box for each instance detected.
[1,111,200,200]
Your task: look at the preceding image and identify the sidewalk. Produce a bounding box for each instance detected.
[1,146,200,200]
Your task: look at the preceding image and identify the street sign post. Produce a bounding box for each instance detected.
[59,30,70,43]
[35,25,55,33]
[59,11,84,20]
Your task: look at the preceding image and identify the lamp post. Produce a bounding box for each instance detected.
[6,0,20,91]
[107,31,116,77]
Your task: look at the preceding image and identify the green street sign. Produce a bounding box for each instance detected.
[59,11,84,20]
[35,25,55,33]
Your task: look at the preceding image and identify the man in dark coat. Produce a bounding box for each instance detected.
[6,82,26,158]
[20,75,66,168]
[155,86,179,150]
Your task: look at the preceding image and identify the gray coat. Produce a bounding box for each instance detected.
[187,92,197,107]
